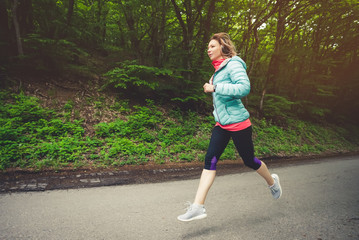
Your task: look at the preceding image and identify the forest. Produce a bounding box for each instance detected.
[0,0,358,170]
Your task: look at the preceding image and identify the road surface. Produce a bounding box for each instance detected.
[1,155,358,239]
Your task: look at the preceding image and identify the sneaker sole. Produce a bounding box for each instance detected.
[272,174,282,199]
[177,213,207,222]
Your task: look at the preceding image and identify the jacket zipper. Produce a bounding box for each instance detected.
[211,58,231,125]
[211,74,221,124]
[213,100,221,124]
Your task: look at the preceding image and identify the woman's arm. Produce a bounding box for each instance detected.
[215,60,250,98]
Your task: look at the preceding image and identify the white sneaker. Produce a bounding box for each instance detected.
[269,174,282,199]
[177,202,207,222]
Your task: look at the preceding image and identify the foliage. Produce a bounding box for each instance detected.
[1,1,358,171]
[1,91,358,170]
[0,91,86,169]
[261,94,295,120]
[2,0,358,122]
[252,118,357,157]
[102,61,172,91]
[21,34,89,74]
[171,89,207,103]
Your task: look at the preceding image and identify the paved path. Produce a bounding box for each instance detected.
[1,155,358,240]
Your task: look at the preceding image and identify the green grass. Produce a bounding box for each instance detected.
[252,118,358,157]
[0,90,358,170]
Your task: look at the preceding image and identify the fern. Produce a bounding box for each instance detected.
[262,94,295,119]
[102,60,174,91]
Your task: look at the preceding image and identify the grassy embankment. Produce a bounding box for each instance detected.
[1,90,358,171]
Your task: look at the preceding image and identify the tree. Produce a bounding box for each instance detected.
[66,0,75,26]
[2,0,358,122]
[197,0,216,66]
[0,0,10,62]
[145,0,169,67]
[170,0,211,81]
[12,0,23,56]
[259,0,302,113]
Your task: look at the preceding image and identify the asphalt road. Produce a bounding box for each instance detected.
[0,155,358,240]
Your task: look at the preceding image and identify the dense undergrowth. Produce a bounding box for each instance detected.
[0,90,358,171]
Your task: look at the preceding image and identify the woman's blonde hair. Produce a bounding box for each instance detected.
[210,32,237,58]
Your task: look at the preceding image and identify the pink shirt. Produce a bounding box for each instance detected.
[212,59,252,131]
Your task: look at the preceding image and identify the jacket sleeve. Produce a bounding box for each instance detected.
[215,60,250,98]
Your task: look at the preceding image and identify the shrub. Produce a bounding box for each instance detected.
[0,91,86,169]
[101,60,173,91]
[1,90,358,170]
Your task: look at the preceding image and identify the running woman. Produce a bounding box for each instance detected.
[177,32,282,222]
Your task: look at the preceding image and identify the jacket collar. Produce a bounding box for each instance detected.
[209,58,231,84]
[215,58,231,72]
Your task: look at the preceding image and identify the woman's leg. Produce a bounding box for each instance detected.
[194,126,230,204]
[256,161,274,186]
[193,169,216,205]
[231,126,282,199]
[231,126,274,185]
[178,127,230,221]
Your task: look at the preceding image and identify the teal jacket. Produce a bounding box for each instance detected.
[211,56,250,125]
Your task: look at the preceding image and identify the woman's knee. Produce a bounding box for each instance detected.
[243,157,261,170]
[204,155,219,170]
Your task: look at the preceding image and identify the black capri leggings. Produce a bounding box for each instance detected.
[204,126,262,171]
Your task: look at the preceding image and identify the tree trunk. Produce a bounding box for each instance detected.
[18,0,33,36]
[12,0,23,56]
[170,0,191,81]
[247,27,259,77]
[149,0,167,67]
[170,0,207,83]
[259,2,287,113]
[0,1,10,53]
[118,0,142,62]
[198,0,216,67]
[157,0,167,67]
[67,0,75,26]
[0,0,10,88]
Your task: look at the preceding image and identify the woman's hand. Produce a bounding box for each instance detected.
[203,83,215,93]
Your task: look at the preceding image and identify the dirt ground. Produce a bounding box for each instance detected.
[1,153,356,193]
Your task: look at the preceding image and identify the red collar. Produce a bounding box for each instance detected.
[212,59,226,71]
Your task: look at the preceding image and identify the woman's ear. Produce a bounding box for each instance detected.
[221,45,229,55]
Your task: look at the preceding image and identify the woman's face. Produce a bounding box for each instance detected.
[207,39,223,61]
